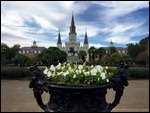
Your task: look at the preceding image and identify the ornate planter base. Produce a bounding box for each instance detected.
[46,85,109,112]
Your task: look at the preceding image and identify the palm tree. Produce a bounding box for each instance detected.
[96,47,106,64]
[88,46,97,64]
[78,50,87,62]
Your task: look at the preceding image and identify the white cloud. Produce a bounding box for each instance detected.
[89,43,107,48]
[92,1,149,19]
[1,1,149,48]
[105,36,138,45]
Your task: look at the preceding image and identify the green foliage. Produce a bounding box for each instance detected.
[11,54,30,66]
[43,62,113,85]
[108,47,117,55]
[96,47,106,63]
[37,47,67,66]
[88,46,97,63]
[127,36,149,63]
[1,43,20,65]
[1,67,32,80]
[125,67,149,79]
[78,50,87,62]
[108,66,149,79]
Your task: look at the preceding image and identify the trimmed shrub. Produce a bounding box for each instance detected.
[125,67,149,79]
[1,66,149,80]
[1,67,32,80]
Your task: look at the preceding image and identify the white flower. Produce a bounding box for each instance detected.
[105,66,108,70]
[56,63,61,70]
[83,72,90,76]
[78,65,83,70]
[50,65,55,71]
[43,68,48,75]
[43,62,112,85]
[106,79,109,83]
[57,72,63,75]
[63,70,69,77]
[76,70,79,74]
[96,65,103,70]
[101,72,106,79]
[91,69,97,76]
[47,71,52,77]
[73,74,76,78]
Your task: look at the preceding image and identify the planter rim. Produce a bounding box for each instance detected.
[47,82,111,89]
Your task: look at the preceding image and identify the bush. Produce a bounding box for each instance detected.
[1,66,149,80]
[1,67,32,80]
[107,66,149,79]
[125,67,149,79]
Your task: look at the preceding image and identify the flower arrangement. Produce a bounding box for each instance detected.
[43,62,113,86]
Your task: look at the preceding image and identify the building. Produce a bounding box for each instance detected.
[57,13,89,57]
[104,40,127,54]
[19,40,46,58]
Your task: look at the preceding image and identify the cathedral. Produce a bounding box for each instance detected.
[57,13,89,57]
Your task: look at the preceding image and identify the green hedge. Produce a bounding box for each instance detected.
[108,66,149,79]
[1,66,149,80]
[125,67,149,79]
[1,67,32,80]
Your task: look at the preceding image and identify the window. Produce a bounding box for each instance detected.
[19,50,22,54]
[27,50,29,53]
[23,50,25,54]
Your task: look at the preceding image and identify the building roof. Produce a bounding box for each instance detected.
[103,47,127,50]
[20,47,46,51]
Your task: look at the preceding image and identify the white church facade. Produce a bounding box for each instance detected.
[57,13,89,57]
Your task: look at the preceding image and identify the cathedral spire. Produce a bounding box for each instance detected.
[84,28,88,44]
[57,30,62,44]
[70,11,76,33]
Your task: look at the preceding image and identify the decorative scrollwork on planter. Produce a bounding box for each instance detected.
[29,65,50,112]
[29,62,129,112]
[106,62,129,111]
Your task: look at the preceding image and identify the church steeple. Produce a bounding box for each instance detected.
[110,40,113,47]
[84,28,88,44]
[57,30,62,44]
[70,11,76,33]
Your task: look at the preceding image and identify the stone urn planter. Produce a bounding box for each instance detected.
[29,62,129,112]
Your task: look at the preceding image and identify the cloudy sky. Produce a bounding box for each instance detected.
[1,1,149,48]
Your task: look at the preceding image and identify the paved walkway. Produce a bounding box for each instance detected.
[1,80,149,112]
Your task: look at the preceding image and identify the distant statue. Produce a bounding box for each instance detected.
[68,46,76,56]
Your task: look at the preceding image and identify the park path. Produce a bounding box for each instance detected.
[1,80,149,112]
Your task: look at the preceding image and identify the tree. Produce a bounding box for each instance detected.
[101,54,110,65]
[127,43,141,59]
[9,44,20,60]
[78,50,87,62]
[108,46,117,55]
[11,54,29,66]
[37,47,67,66]
[1,43,10,64]
[139,36,149,48]
[136,51,149,66]
[96,47,106,64]
[88,46,97,64]
[1,43,21,65]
